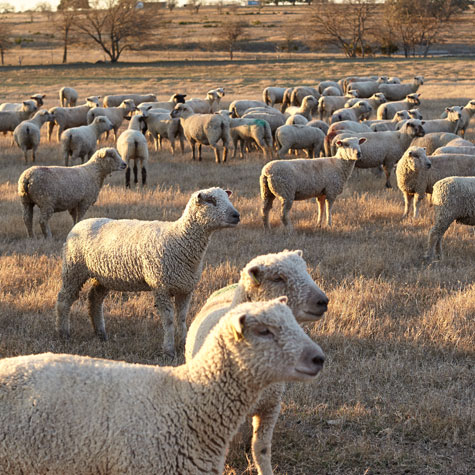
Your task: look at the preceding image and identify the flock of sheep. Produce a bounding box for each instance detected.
[0,73,474,474]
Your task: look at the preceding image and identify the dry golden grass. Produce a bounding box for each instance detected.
[0,58,474,474]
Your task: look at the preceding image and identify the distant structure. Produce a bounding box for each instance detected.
[57,0,90,9]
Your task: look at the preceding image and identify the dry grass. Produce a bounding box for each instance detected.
[0,58,474,474]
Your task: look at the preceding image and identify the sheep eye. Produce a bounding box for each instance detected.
[256,328,274,338]
[271,275,285,283]
[204,197,217,206]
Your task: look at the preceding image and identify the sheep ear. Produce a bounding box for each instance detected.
[358,138,367,145]
[247,266,261,285]
[230,312,246,341]
[336,140,343,147]
[421,120,425,124]
[225,190,232,197]
[276,296,288,304]
[294,249,303,257]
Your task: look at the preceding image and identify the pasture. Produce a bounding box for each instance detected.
[0,57,474,474]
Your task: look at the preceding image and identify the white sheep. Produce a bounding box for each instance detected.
[395,146,475,218]
[433,146,475,156]
[445,137,474,148]
[143,111,184,154]
[229,100,268,118]
[440,100,475,137]
[306,119,330,135]
[420,107,461,135]
[280,87,294,112]
[18,148,126,238]
[59,86,78,107]
[285,95,318,120]
[48,96,101,142]
[185,250,329,475]
[60,116,114,166]
[321,86,343,96]
[347,76,388,98]
[368,110,411,132]
[0,94,45,111]
[186,89,225,114]
[171,103,231,163]
[56,187,240,357]
[0,101,38,136]
[0,298,324,475]
[275,124,325,159]
[229,117,273,160]
[13,110,55,163]
[424,177,475,261]
[376,93,421,120]
[410,132,459,155]
[103,93,157,108]
[317,91,358,121]
[318,80,343,94]
[87,99,137,141]
[242,110,286,137]
[289,86,320,108]
[378,76,424,101]
[262,86,287,107]
[330,101,372,124]
[342,75,379,93]
[261,137,366,229]
[285,114,308,125]
[139,93,187,111]
[345,92,387,119]
[117,112,149,188]
[331,119,426,188]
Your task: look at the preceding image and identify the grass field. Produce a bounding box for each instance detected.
[0,57,474,474]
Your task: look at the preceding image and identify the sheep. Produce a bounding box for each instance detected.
[440,100,475,137]
[321,86,343,96]
[367,110,411,132]
[185,89,225,114]
[410,132,459,155]
[433,146,475,156]
[139,93,187,111]
[377,93,421,120]
[185,250,329,475]
[419,107,462,135]
[280,87,294,112]
[86,99,137,141]
[262,86,287,107]
[55,187,240,357]
[0,298,324,475]
[18,148,126,239]
[275,124,325,159]
[331,119,426,188]
[285,95,318,120]
[48,96,101,142]
[317,91,358,121]
[445,137,475,148]
[229,100,268,118]
[342,75,379,93]
[324,120,372,155]
[103,93,157,108]
[347,76,388,98]
[388,77,401,84]
[330,101,372,124]
[117,112,149,188]
[318,80,343,95]
[424,177,475,261]
[261,137,367,229]
[242,110,286,137]
[13,110,55,163]
[395,146,475,218]
[306,119,330,135]
[171,103,231,163]
[289,86,320,108]
[286,114,308,125]
[143,111,184,154]
[59,86,78,107]
[345,92,387,119]
[378,76,424,101]
[0,101,38,136]
[60,116,114,166]
[229,118,273,160]
[0,94,45,111]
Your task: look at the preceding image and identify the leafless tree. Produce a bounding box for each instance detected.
[0,18,10,65]
[216,19,247,61]
[167,0,177,12]
[74,0,159,63]
[0,3,14,13]
[187,0,201,14]
[54,7,76,63]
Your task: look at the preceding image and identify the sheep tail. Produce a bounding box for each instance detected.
[61,132,72,166]
[18,174,30,198]
[260,170,271,202]
[264,89,270,105]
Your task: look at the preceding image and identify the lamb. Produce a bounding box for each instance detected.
[48,96,101,142]
[230,118,273,160]
[395,146,475,218]
[275,124,325,159]
[424,177,475,261]
[103,93,157,108]
[330,101,372,124]
[13,110,55,163]
[419,107,461,135]
[285,95,318,120]
[185,250,329,475]
[229,100,268,118]
[140,93,187,111]
[0,94,45,111]
[55,187,240,357]
[376,93,421,120]
[263,86,287,107]
[143,110,184,154]
[347,77,388,98]
[86,99,137,141]
[261,137,367,229]
[345,92,387,119]
[331,119,426,188]
[117,112,149,188]
[378,76,424,101]
[59,87,78,107]
[0,101,38,135]
[171,103,231,163]
[18,148,126,238]
[410,132,459,155]
[60,116,114,166]
[317,92,358,121]
[0,298,324,475]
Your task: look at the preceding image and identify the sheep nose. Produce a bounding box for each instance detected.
[357,152,362,159]
[231,211,240,222]
[312,355,325,367]
[426,163,431,169]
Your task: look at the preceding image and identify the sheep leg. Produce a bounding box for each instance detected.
[68,208,78,224]
[133,162,138,186]
[402,192,413,218]
[154,292,176,358]
[325,198,334,227]
[21,201,34,238]
[251,389,283,475]
[279,197,293,229]
[261,179,275,231]
[141,166,147,187]
[316,196,325,226]
[277,145,290,159]
[382,164,392,188]
[198,144,203,162]
[425,216,453,261]
[213,146,221,164]
[179,134,185,154]
[87,280,109,340]
[47,122,54,142]
[38,206,54,239]
[413,193,424,218]
[190,140,197,161]
[125,166,131,188]
[174,292,192,349]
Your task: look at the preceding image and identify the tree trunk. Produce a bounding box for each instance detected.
[62,37,68,64]
[0,48,4,66]
[229,46,233,61]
